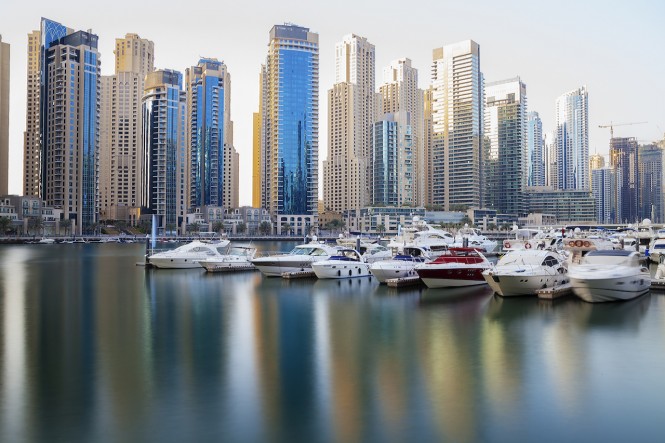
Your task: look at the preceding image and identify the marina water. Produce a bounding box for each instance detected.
[1,242,665,442]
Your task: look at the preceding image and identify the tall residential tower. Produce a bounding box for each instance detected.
[0,36,8,195]
[430,40,483,209]
[527,111,544,187]
[324,34,375,214]
[99,33,154,221]
[555,86,589,190]
[259,24,319,235]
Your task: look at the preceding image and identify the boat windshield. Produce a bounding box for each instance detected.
[288,246,328,256]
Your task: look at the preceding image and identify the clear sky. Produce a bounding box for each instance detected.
[2,0,664,206]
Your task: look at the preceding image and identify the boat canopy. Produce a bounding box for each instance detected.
[496,250,559,266]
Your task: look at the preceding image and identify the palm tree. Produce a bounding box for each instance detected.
[28,216,44,236]
[60,219,72,236]
[281,223,292,236]
[259,221,272,236]
[237,222,247,234]
[212,221,224,234]
[377,223,386,237]
[188,222,200,235]
[0,216,11,236]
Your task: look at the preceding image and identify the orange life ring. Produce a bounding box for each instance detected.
[575,240,583,247]
[525,242,532,249]
[568,241,575,247]
[504,241,511,249]
[583,241,590,247]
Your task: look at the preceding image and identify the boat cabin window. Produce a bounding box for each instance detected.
[541,256,559,267]
[309,248,329,256]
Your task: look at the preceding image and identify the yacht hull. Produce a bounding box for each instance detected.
[484,273,566,297]
[312,261,371,279]
[369,262,419,283]
[570,275,650,303]
[417,267,488,288]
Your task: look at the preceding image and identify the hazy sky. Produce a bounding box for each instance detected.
[2,0,664,205]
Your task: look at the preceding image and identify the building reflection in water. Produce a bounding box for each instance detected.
[0,247,32,442]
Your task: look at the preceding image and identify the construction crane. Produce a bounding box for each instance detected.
[598,121,647,139]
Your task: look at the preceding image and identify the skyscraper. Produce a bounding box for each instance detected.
[431,40,483,209]
[185,58,236,210]
[36,19,100,234]
[527,111,544,187]
[610,137,639,223]
[555,86,589,190]
[379,58,423,206]
[24,29,45,197]
[544,131,557,188]
[589,153,605,189]
[99,34,154,221]
[638,143,663,222]
[259,24,319,235]
[324,34,375,213]
[0,36,9,195]
[483,77,527,216]
[592,168,621,224]
[141,70,187,231]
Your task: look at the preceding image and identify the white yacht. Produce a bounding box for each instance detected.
[251,242,339,277]
[648,231,665,263]
[198,246,257,272]
[453,226,497,253]
[415,248,492,288]
[569,250,649,303]
[148,239,231,269]
[369,246,431,283]
[388,217,454,256]
[311,249,372,279]
[483,249,568,296]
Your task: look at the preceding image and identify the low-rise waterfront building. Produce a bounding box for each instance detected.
[344,206,426,235]
[525,186,595,223]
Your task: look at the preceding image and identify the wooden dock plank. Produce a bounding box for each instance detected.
[386,276,423,288]
[537,283,573,300]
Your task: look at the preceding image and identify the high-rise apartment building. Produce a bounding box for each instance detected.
[259,24,319,235]
[379,58,423,206]
[555,86,589,190]
[483,77,527,216]
[544,131,557,188]
[0,36,9,195]
[185,58,236,210]
[589,153,605,189]
[34,19,100,234]
[24,29,46,197]
[99,34,154,221]
[323,34,375,213]
[431,40,483,209]
[610,137,639,223]
[638,143,663,222]
[372,112,413,206]
[527,111,544,187]
[423,87,434,207]
[592,167,621,224]
[141,70,187,231]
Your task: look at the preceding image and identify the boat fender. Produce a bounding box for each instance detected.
[504,241,511,249]
[525,243,532,249]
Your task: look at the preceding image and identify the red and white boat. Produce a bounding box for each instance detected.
[415,248,491,288]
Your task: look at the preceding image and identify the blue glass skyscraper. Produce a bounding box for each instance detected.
[186,59,234,210]
[259,24,319,235]
[142,70,186,230]
[39,18,100,235]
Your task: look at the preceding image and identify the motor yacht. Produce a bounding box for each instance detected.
[569,250,650,303]
[483,249,567,296]
[198,246,257,272]
[251,242,340,277]
[148,239,231,269]
[453,226,497,253]
[388,217,454,257]
[369,246,431,283]
[415,247,492,288]
[648,232,665,263]
[311,249,372,279]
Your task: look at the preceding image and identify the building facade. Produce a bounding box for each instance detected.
[525,187,595,223]
[259,24,319,235]
[555,86,589,190]
[431,40,483,209]
[638,143,663,222]
[323,34,375,213]
[99,34,154,222]
[527,111,544,187]
[483,77,527,216]
[610,137,639,223]
[23,29,44,198]
[544,130,557,188]
[379,58,423,206]
[372,114,411,206]
[38,19,100,234]
[591,167,621,224]
[186,58,237,211]
[141,70,187,231]
[0,36,8,196]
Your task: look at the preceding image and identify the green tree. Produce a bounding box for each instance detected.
[165,223,177,236]
[281,223,292,235]
[237,222,247,234]
[377,223,386,237]
[28,216,44,236]
[212,221,224,233]
[259,221,272,235]
[487,223,497,231]
[60,219,72,236]
[0,216,11,236]
[188,222,201,234]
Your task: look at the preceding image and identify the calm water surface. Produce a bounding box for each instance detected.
[1,243,665,443]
